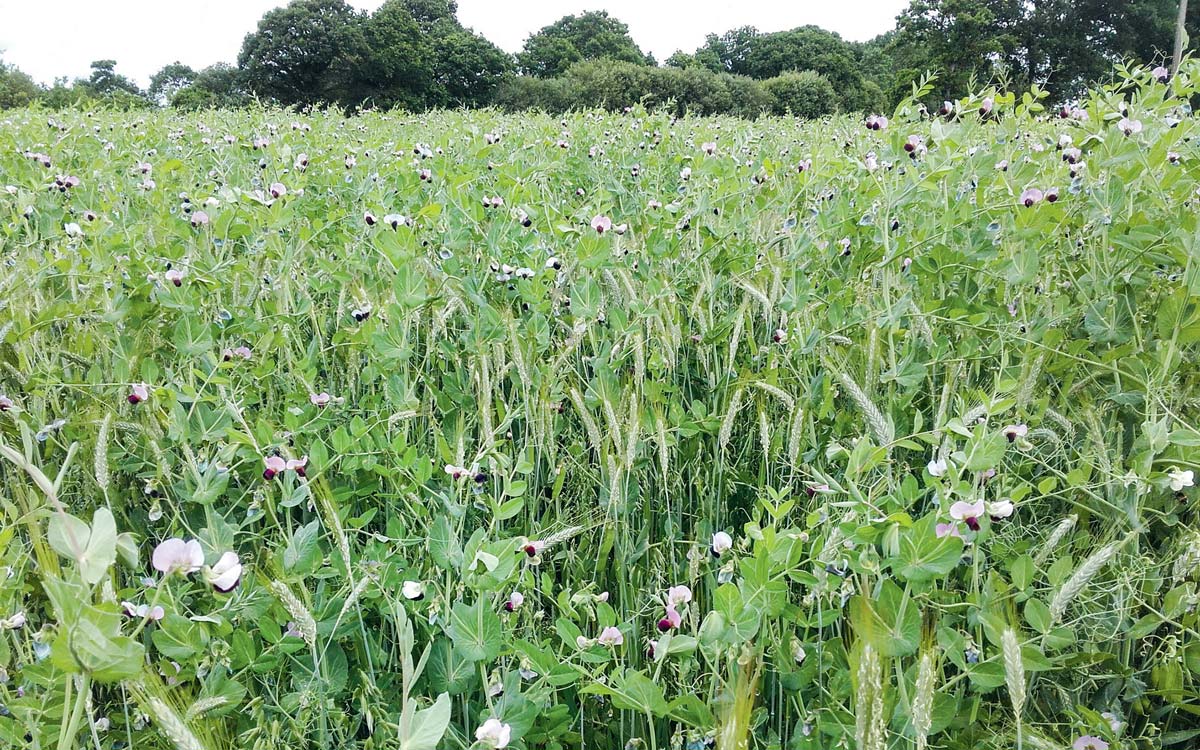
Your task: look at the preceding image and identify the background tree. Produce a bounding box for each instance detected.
[518,11,651,78]
[356,0,434,109]
[148,62,197,105]
[747,27,872,108]
[429,27,514,107]
[79,60,143,98]
[379,0,512,107]
[762,70,838,117]
[0,54,40,109]
[886,0,1016,101]
[695,26,761,73]
[237,0,368,106]
[171,64,249,109]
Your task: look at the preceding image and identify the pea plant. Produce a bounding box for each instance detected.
[0,62,1198,750]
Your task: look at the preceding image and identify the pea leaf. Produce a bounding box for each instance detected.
[447,600,502,662]
[893,515,963,582]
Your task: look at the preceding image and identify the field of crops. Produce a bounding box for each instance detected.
[1,65,1199,750]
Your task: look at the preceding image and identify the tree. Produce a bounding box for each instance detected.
[518,11,651,78]
[237,0,369,106]
[429,27,514,107]
[369,0,512,108]
[887,0,1016,100]
[0,55,39,109]
[171,64,249,109]
[690,25,874,110]
[696,26,761,74]
[664,51,698,69]
[402,0,459,29]
[80,60,143,97]
[884,0,1195,102]
[356,0,434,109]
[149,62,197,105]
[762,70,838,117]
[741,28,857,82]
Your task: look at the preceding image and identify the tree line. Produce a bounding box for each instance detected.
[0,0,1195,116]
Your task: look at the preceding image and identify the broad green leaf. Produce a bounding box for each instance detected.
[399,693,451,750]
[447,600,502,662]
[894,515,963,583]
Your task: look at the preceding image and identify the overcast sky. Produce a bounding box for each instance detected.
[0,0,909,87]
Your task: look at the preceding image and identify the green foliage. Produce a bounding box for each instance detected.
[0,55,39,109]
[3,62,1200,750]
[237,0,369,106]
[148,61,198,105]
[518,10,652,78]
[495,59,769,118]
[235,0,510,109]
[170,63,250,109]
[762,70,838,118]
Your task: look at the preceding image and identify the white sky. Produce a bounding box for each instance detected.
[0,0,908,87]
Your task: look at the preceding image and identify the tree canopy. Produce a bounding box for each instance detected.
[518,11,652,78]
[1,0,1198,116]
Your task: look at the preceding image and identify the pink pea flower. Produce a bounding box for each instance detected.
[1152,65,1170,83]
[1073,737,1108,750]
[444,464,469,480]
[666,585,692,607]
[269,182,286,199]
[190,211,209,228]
[1020,188,1043,207]
[286,457,308,477]
[128,383,150,405]
[164,268,185,287]
[122,601,165,621]
[222,346,252,361]
[591,215,612,234]
[865,114,888,131]
[263,455,286,480]
[310,392,333,407]
[597,626,624,647]
[0,394,14,411]
[950,500,985,532]
[152,538,205,575]
[1002,424,1028,442]
[980,97,994,116]
[935,523,964,540]
[701,141,716,155]
[1117,117,1142,136]
[657,605,682,632]
[205,551,243,592]
[522,539,546,558]
[504,591,524,612]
